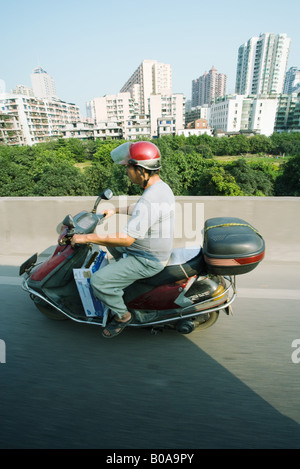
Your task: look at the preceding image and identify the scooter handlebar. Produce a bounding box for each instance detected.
[58,211,107,246]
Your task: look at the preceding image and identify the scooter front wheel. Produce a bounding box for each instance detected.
[33,297,69,321]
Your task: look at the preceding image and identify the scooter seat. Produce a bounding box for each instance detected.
[138,250,206,286]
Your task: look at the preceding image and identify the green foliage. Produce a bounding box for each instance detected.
[225,159,274,196]
[32,163,89,196]
[270,132,300,156]
[192,166,244,196]
[0,132,299,196]
[274,155,300,196]
[0,141,89,196]
[248,134,273,154]
[0,155,35,196]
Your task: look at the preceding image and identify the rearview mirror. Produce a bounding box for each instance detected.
[102,188,113,200]
[62,214,75,229]
[92,188,113,213]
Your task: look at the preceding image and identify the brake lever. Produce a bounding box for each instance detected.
[59,228,80,246]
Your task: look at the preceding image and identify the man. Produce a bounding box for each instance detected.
[71,141,175,338]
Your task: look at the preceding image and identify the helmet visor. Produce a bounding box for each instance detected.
[111,142,132,165]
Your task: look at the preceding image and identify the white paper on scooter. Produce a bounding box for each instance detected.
[167,246,201,266]
[73,250,109,324]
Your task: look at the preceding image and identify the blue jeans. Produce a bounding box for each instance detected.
[90,247,164,318]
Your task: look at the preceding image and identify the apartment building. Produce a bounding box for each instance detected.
[85,59,186,139]
[86,90,184,139]
[275,92,300,132]
[149,93,185,137]
[236,33,291,96]
[209,94,279,136]
[11,85,34,97]
[61,121,95,140]
[95,122,123,140]
[120,60,172,115]
[0,94,80,145]
[61,121,124,140]
[185,105,210,126]
[86,93,139,124]
[0,113,24,145]
[191,66,226,107]
[123,117,151,140]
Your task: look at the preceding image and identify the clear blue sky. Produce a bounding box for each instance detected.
[1,0,299,115]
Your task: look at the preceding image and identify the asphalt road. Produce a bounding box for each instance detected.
[0,259,300,449]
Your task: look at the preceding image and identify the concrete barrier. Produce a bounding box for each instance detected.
[1,196,299,262]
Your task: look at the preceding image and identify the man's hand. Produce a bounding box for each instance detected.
[71,234,87,247]
[102,209,116,219]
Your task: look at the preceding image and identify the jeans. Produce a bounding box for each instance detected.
[90,247,165,318]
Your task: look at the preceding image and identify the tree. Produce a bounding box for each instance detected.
[84,161,133,196]
[228,134,250,155]
[33,163,89,196]
[248,134,272,154]
[192,166,243,196]
[0,156,35,196]
[270,132,300,156]
[213,136,232,156]
[195,144,214,158]
[161,150,216,195]
[92,140,125,164]
[274,155,300,196]
[226,158,274,196]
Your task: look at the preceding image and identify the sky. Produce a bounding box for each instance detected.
[1,0,300,115]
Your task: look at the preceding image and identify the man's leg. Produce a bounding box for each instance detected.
[90,255,164,337]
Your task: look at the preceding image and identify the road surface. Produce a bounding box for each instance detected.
[0,259,300,449]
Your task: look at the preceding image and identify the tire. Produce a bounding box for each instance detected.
[33,297,69,321]
[193,311,219,330]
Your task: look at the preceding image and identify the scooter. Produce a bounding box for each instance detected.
[19,189,265,335]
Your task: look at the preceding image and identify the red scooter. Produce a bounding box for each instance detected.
[19,190,265,335]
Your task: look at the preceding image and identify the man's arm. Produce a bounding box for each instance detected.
[103,203,136,218]
[71,232,135,248]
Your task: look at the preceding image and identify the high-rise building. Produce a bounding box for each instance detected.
[31,66,57,99]
[235,33,291,96]
[120,60,172,114]
[191,66,226,107]
[284,67,300,94]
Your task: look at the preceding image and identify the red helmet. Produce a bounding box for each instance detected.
[111,141,161,170]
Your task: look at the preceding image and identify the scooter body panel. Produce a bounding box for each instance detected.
[30,245,74,282]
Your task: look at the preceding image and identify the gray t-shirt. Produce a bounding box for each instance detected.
[122,180,175,263]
